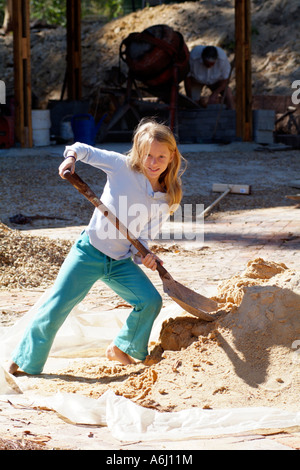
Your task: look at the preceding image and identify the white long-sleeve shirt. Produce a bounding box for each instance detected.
[64,143,171,261]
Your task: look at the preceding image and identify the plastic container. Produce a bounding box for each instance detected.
[32,109,51,146]
[71,113,105,145]
[60,114,74,141]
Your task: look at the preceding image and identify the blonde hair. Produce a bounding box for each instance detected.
[128,118,186,211]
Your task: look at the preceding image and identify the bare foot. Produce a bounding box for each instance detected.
[105,343,136,365]
[8,361,19,375]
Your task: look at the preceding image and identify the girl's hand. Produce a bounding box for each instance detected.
[58,155,76,179]
[142,253,163,271]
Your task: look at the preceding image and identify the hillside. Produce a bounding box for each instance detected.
[0,0,299,109]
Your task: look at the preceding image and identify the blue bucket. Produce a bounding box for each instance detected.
[71,113,106,145]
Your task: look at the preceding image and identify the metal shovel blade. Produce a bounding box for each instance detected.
[161,273,218,321]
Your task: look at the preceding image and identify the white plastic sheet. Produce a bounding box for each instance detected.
[0,365,22,395]
[0,289,128,360]
[0,288,182,361]
[1,387,300,441]
[1,293,299,441]
[103,392,300,441]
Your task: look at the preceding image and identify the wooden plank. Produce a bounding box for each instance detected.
[12,0,32,147]
[66,0,82,100]
[235,0,252,142]
[12,4,22,145]
[212,183,251,194]
[235,0,244,140]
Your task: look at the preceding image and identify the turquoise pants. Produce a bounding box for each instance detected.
[12,232,162,374]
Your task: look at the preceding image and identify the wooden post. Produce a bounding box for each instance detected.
[66,0,82,100]
[12,0,32,147]
[235,0,252,141]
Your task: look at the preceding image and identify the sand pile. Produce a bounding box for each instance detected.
[113,258,300,410]
[151,258,299,352]
[23,258,300,413]
[215,258,300,341]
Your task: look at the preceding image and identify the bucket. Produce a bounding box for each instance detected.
[71,113,104,145]
[60,114,74,141]
[32,109,51,146]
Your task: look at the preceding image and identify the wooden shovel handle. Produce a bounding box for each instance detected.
[63,170,169,278]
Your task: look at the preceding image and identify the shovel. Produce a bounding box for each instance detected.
[63,170,218,321]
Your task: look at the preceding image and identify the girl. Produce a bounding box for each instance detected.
[9,118,185,375]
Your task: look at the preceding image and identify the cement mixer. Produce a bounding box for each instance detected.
[119,24,190,129]
[119,24,190,89]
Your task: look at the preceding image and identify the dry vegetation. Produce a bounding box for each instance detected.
[0,223,71,289]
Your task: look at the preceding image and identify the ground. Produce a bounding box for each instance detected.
[1,0,300,453]
[0,142,300,450]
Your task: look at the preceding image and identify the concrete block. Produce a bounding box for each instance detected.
[218,121,236,130]
[253,109,275,131]
[206,104,222,110]
[253,129,274,144]
[178,109,237,142]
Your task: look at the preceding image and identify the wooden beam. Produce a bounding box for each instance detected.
[12,0,32,147]
[235,0,252,141]
[66,0,82,100]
